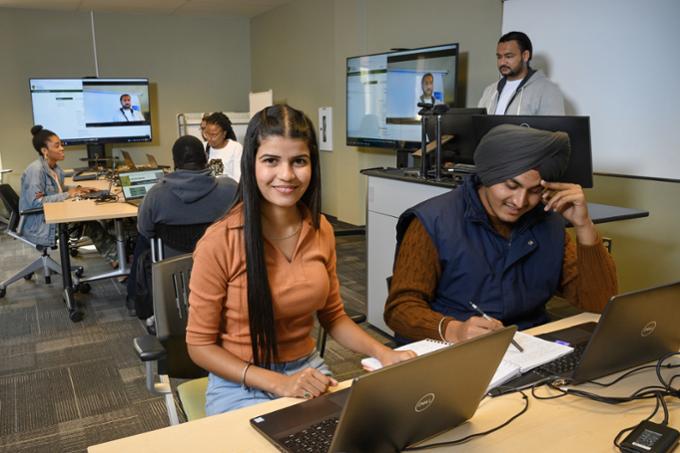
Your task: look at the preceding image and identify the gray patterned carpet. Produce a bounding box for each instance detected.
[0,220,388,452]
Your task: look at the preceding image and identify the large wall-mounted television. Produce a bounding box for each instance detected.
[29,77,152,147]
[346,43,459,149]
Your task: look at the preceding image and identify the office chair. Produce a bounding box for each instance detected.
[0,184,79,298]
[150,222,211,262]
[133,253,208,425]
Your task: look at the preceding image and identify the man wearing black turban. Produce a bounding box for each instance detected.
[385,125,617,344]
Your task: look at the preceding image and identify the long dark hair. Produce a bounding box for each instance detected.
[204,112,237,141]
[31,125,57,155]
[236,104,321,368]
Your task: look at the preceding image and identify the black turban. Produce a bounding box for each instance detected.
[473,124,571,186]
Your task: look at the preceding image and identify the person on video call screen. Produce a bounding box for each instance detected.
[112,93,145,122]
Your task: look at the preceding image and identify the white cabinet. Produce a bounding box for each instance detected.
[365,173,451,335]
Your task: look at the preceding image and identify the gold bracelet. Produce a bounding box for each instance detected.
[437,316,449,342]
[240,362,252,390]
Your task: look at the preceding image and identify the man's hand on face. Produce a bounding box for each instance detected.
[540,180,599,245]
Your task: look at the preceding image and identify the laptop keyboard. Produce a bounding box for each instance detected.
[537,343,587,376]
[282,417,339,453]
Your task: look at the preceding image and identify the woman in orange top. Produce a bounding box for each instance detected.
[186,105,414,414]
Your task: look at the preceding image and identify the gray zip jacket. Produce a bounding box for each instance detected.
[478,69,565,115]
[19,158,71,246]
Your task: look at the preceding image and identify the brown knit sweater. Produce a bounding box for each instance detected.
[384,218,618,341]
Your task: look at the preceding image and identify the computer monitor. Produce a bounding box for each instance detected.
[424,108,487,165]
[472,115,594,188]
[346,43,459,149]
[29,78,152,161]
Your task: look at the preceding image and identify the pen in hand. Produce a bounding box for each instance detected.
[468,301,524,353]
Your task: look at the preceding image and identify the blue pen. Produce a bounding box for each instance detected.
[468,301,524,352]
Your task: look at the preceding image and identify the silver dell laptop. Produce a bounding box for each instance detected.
[495,280,680,394]
[118,169,163,206]
[250,326,516,453]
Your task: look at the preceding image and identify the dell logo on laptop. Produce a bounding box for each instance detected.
[415,393,436,412]
[641,321,657,337]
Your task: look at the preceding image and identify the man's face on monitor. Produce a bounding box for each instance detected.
[496,40,528,80]
[120,95,132,109]
[422,76,434,97]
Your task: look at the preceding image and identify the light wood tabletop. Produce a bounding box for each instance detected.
[44,177,137,224]
[87,312,680,452]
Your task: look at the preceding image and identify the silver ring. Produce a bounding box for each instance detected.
[303,391,311,399]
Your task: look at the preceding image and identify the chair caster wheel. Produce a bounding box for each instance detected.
[24,273,34,280]
[70,248,79,257]
[69,309,84,322]
[75,267,84,278]
[0,287,5,298]
[45,276,51,284]
[76,283,91,294]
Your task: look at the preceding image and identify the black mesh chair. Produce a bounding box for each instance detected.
[133,253,208,424]
[150,223,211,262]
[0,184,65,297]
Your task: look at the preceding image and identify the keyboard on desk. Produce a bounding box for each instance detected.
[537,343,588,376]
[81,190,111,200]
[282,417,339,453]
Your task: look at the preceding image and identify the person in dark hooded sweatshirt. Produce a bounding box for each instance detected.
[127,135,237,321]
[136,135,237,239]
[384,124,617,344]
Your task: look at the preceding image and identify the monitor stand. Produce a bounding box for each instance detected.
[86,143,109,170]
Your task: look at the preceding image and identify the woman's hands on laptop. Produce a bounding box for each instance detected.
[275,368,339,400]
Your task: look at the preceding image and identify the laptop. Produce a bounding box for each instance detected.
[80,176,113,200]
[250,326,516,453]
[118,169,163,207]
[494,281,680,394]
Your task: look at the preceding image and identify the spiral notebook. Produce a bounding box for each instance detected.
[362,332,573,391]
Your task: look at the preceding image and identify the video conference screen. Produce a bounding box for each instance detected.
[346,43,459,149]
[29,78,152,145]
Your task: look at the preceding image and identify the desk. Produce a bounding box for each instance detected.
[362,168,650,334]
[43,177,137,321]
[88,313,679,452]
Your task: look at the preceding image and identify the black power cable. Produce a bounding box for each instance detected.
[403,391,529,451]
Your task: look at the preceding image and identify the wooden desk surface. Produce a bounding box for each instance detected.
[88,313,679,452]
[44,178,137,224]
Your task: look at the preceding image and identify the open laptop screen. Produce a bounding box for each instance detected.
[119,169,163,201]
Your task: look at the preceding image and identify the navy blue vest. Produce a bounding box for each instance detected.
[395,175,565,331]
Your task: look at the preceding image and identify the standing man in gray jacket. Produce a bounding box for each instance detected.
[478,31,565,115]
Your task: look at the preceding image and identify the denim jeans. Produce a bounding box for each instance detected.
[205,350,331,416]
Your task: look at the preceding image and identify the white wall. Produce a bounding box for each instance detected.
[503,0,680,180]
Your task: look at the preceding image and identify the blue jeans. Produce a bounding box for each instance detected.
[205,350,332,416]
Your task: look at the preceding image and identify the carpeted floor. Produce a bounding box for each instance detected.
[0,219,389,452]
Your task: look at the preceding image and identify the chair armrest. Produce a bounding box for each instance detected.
[20,207,44,215]
[133,334,167,362]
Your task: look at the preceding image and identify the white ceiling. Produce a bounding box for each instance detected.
[0,0,295,18]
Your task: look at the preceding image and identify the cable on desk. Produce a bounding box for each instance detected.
[402,391,529,450]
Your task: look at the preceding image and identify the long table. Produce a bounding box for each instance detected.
[88,313,679,452]
[43,177,137,321]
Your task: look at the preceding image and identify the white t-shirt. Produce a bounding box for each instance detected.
[208,140,243,181]
[494,79,522,114]
[112,108,145,122]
